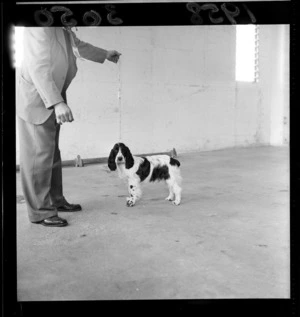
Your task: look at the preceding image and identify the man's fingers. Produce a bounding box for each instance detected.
[113,56,120,63]
[115,52,121,62]
[68,110,74,122]
[56,112,74,124]
[56,114,66,124]
[65,110,73,122]
[107,51,121,63]
[54,103,74,123]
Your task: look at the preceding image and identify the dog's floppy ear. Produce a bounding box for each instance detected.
[108,148,117,171]
[123,145,134,169]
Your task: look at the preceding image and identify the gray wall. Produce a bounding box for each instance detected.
[16,25,289,163]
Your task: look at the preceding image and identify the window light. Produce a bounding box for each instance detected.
[235,25,259,82]
[12,26,24,68]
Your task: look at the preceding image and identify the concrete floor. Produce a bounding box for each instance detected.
[16,146,290,300]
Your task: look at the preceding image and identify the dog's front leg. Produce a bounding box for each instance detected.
[126,182,142,207]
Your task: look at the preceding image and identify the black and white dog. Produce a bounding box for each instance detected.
[108,143,182,207]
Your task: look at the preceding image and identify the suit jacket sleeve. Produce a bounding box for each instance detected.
[24,28,64,109]
[69,30,108,63]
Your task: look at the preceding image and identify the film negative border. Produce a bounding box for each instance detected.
[14,1,291,27]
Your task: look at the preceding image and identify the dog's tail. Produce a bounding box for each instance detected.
[170,157,180,167]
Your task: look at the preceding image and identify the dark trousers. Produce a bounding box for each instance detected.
[18,112,66,222]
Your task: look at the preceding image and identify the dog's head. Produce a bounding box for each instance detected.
[108,143,134,171]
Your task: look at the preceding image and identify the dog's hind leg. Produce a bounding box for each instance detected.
[165,180,175,201]
[166,168,182,205]
[166,169,182,205]
[172,182,182,205]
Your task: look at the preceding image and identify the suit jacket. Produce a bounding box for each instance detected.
[16,27,108,124]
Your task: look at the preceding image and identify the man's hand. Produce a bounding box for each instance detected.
[54,102,74,125]
[106,50,121,63]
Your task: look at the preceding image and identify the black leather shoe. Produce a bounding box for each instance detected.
[56,202,82,212]
[37,216,68,227]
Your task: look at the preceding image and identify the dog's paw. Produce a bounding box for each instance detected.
[172,200,181,206]
[126,198,135,207]
[165,194,174,201]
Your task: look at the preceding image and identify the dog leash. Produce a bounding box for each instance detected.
[118,57,122,141]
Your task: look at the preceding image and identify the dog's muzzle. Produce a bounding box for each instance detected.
[117,156,124,163]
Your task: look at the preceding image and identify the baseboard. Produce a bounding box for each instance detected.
[15,150,176,172]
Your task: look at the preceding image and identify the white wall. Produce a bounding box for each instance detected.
[259,25,290,146]
[16,25,289,164]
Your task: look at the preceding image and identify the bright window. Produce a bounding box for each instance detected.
[235,25,259,82]
[13,26,25,68]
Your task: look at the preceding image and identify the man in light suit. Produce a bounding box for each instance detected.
[16,27,121,227]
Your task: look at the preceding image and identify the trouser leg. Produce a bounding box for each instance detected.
[18,114,57,223]
[49,121,66,207]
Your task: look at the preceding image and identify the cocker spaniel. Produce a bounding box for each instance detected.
[108,143,182,207]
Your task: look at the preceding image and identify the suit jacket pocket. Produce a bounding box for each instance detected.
[20,72,33,85]
[17,74,40,106]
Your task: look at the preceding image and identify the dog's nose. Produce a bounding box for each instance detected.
[117,157,123,161]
